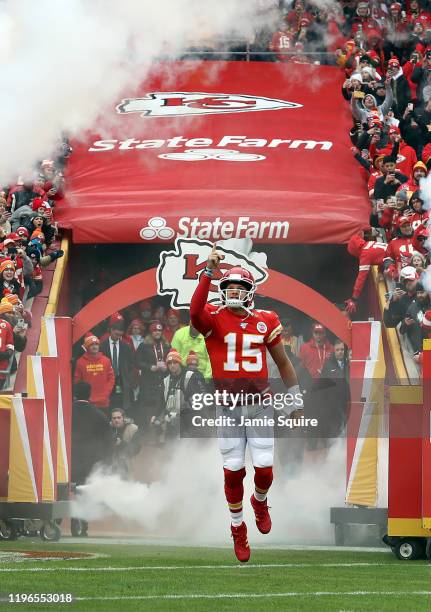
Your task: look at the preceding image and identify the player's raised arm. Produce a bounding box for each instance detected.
[190,244,224,335]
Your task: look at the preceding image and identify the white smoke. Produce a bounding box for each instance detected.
[0,0,276,183]
[71,438,345,545]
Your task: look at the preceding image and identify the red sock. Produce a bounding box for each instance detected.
[253,466,273,501]
[224,467,246,525]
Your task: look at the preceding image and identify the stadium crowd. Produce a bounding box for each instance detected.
[0,136,71,390]
[334,0,431,369]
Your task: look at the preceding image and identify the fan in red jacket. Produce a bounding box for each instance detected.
[378,126,417,177]
[406,191,430,230]
[398,160,428,195]
[299,324,334,379]
[345,231,389,313]
[74,334,115,409]
[383,217,428,277]
[269,26,294,62]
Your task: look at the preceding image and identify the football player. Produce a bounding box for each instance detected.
[190,245,302,562]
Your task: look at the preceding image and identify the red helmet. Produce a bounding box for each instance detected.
[219,267,256,308]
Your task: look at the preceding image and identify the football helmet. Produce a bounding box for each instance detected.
[219,267,256,309]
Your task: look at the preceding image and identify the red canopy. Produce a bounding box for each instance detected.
[58,61,368,244]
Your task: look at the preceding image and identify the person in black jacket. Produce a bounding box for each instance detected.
[135,321,170,429]
[399,282,431,354]
[71,381,113,537]
[100,322,135,412]
[374,156,408,201]
[24,213,55,248]
[383,273,418,328]
[320,341,350,440]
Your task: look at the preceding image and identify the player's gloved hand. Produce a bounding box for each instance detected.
[345,297,357,313]
[385,263,397,280]
[280,384,304,420]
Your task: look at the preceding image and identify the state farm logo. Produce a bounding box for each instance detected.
[157,239,268,308]
[139,216,289,242]
[158,149,265,162]
[116,92,302,118]
[140,217,175,240]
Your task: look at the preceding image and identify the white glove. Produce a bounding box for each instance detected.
[282,384,303,417]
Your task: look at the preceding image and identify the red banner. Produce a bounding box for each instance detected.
[58,61,368,244]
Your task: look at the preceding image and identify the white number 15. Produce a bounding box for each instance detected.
[223,333,264,372]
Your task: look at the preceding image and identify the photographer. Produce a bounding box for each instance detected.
[350,77,393,124]
[383,266,419,328]
[373,155,408,200]
[110,409,142,479]
[150,349,206,444]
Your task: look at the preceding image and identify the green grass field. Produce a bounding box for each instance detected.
[0,539,430,611]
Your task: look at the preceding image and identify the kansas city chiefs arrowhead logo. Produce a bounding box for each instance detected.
[157,238,268,308]
[116,92,302,117]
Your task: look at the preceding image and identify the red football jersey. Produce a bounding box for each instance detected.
[200,305,282,395]
[386,236,415,266]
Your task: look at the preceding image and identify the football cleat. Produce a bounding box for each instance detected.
[250,494,272,534]
[231,522,250,562]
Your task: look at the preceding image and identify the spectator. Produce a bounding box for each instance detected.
[320,340,350,439]
[383,266,419,327]
[345,229,389,311]
[399,281,431,354]
[71,381,113,537]
[299,323,334,379]
[99,313,131,346]
[280,318,303,355]
[406,191,430,231]
[0,260,21,299]
[373,155,408,201]
[269,17,294,62]
[387,56,411,117]
[378,127,417,177]
[126,319,145,351]
[100,322,135,411]
[135,321,170,428]
[163,308,183,344]
[350,78,393,123]
[410,251,427,274]
[399,160,428,194]
[0,198,11,235]
[152,305,166,326]
[171,323,212,380]
[138,300,153,331]
[384,215,417,274]
[0,302,14,389]
[74,334,115,410]
[411,49,431,102]
[110,408,142,478]
[150,349,207,443]
[0,299,26,353]
[185,350,199,372]
[7,178,46,213]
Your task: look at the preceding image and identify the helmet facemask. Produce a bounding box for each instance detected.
[219,281,255,310]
